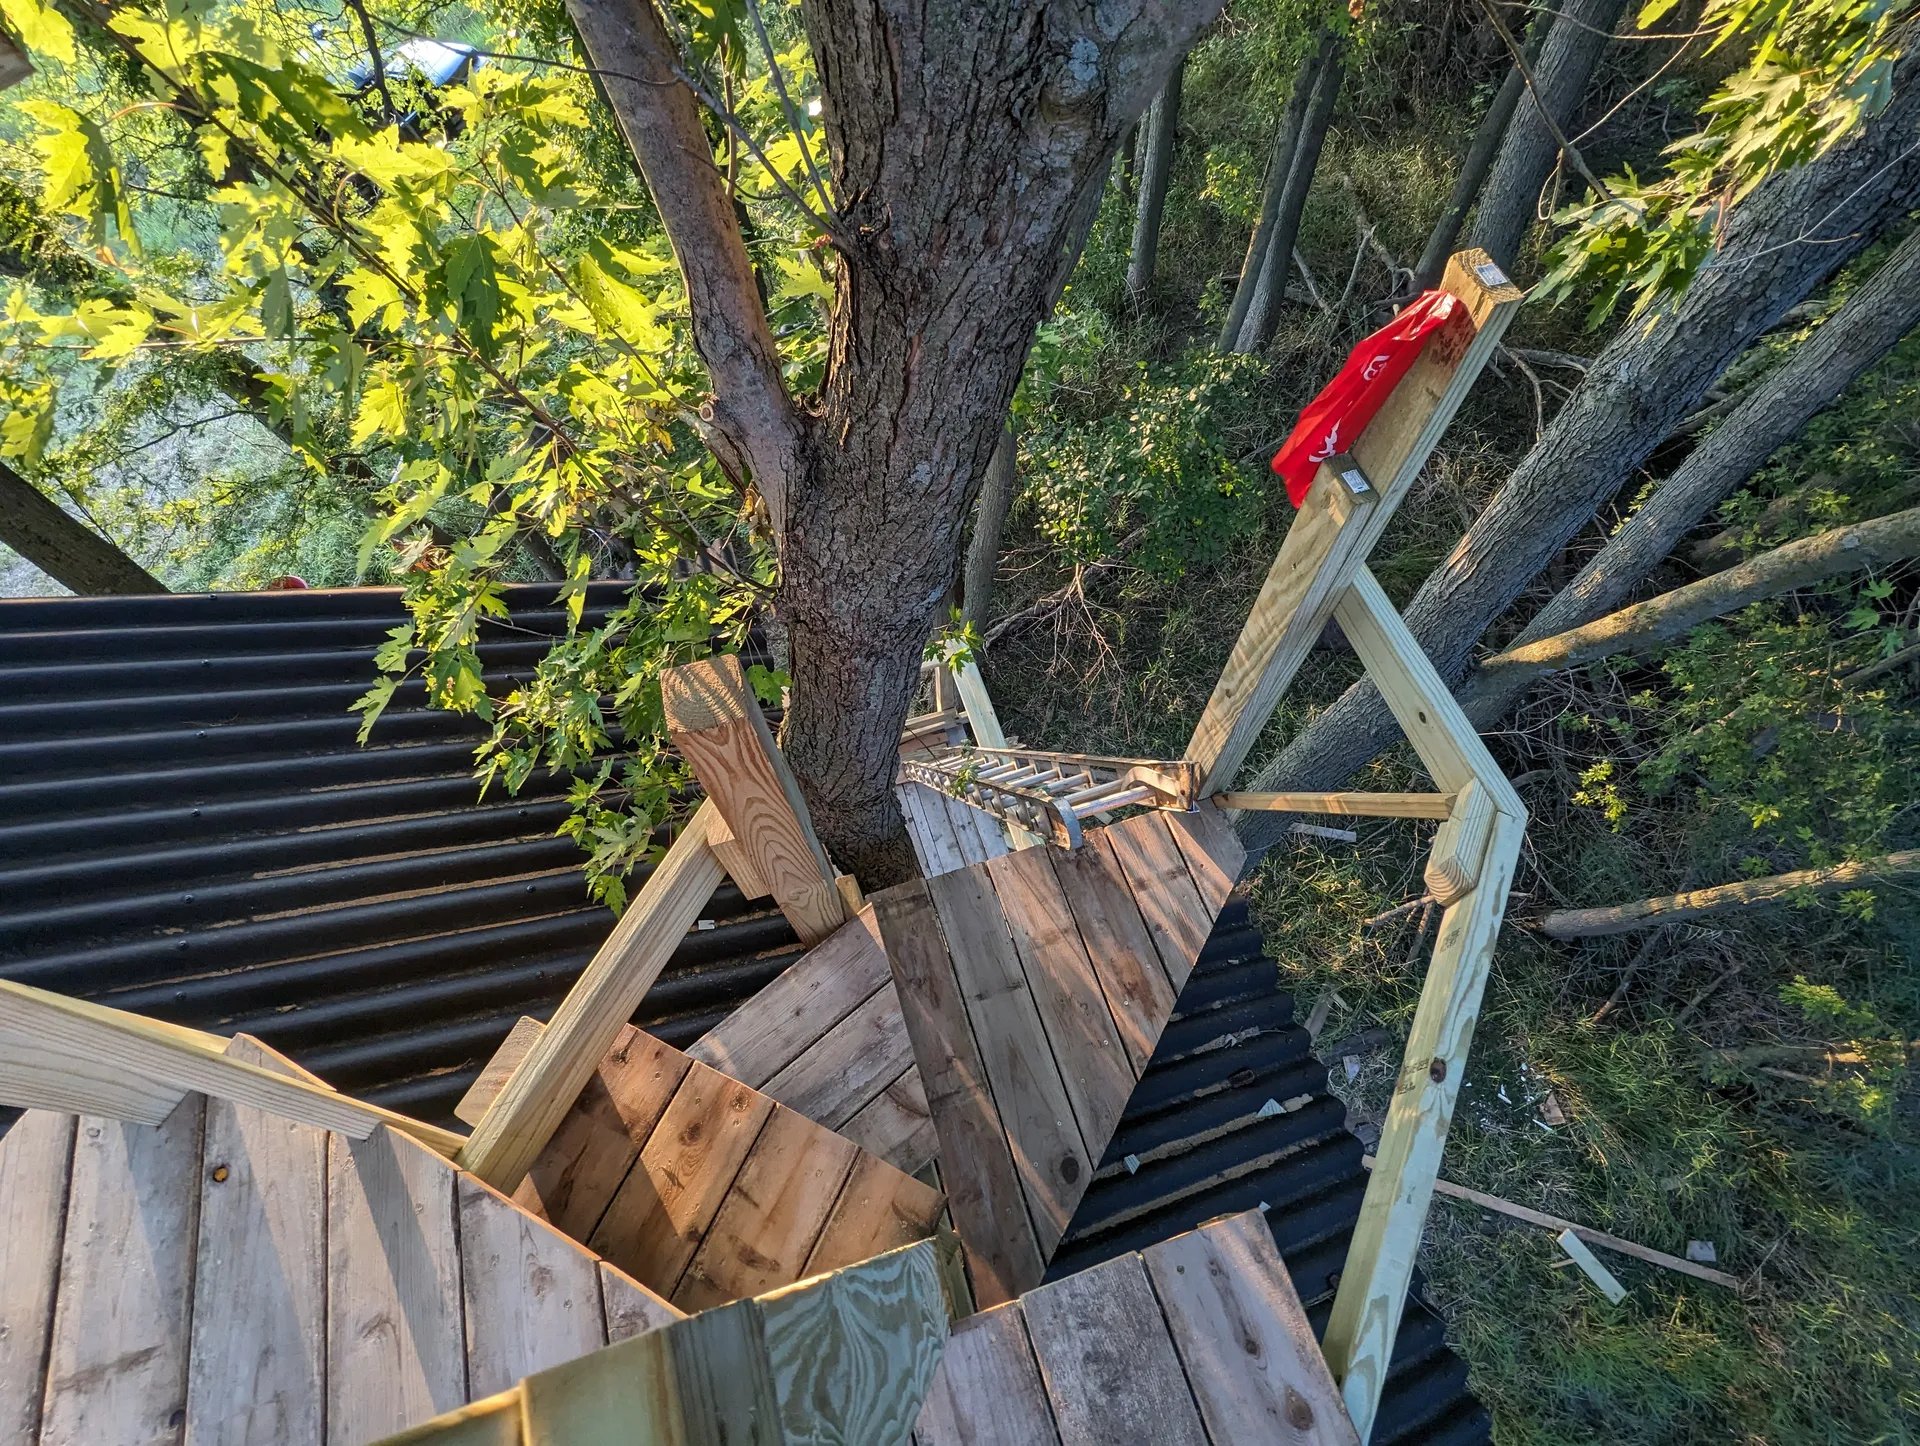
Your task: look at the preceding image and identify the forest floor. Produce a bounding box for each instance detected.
[986,126,1919,1446]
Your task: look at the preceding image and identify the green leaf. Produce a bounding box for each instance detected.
[261,268,294,340]
[441,234,502,358]
[0,0,75,63]
[20,100,132,248]
[351,676,399,743]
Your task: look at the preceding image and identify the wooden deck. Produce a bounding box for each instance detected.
[913,1208,1356,1446]
[0,1037,682,1446]
[899,779,1011,878]
[873,808,1243,1305]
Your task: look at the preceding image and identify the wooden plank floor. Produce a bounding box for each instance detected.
[898,780,1010,879]
[1,1037,682,1446]
[913,1209,1356,1446]
[871,810,1244,1305]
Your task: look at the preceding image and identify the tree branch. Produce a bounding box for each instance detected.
[563,0,803,532]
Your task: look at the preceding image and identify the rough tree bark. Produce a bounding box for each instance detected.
[1457,225,1920,724]
[1235,33,1342,354]
[1127,59,1185,298]
[1219,31,1329,349]
[1239,48,1920,854]
[0,459,167,594]
[570,0,1221,882]
[1467,0,1626,273]
[1411,8,1549,292]
[962,422,1017,631]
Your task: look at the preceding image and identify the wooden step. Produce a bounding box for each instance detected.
[913,1209,1356,1446]
[870,809,1243,1306]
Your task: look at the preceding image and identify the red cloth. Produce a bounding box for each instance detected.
[1270,289,1461,506]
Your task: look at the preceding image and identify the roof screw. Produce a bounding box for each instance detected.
[1429,1057,1448,1083]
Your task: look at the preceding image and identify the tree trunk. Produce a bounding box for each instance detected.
[1411,8,1549,292]
[1219,33,1328,349]
[1238,51,1920,853]
[1234,34,1342,354]
[0,459,167,594]
[1457,226,1920,724]
[1467,0,1626,273]
[962,421,1017,631]
[1530,849,1920,938]
[1127,61,1185,298]
[1472,504,1920,687]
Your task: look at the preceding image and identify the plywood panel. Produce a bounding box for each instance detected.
[1050,839,1178,1072]
[687,914,891,1090]
[757,984,913,1129]
[514,1024,691,1244]
[186,1039,327,1446]
[914,1303,1061,1446]
[326,1127,466,1444]
[1022,1253,1209,1446]
[1100,815,1212,989]
[869,882,1041,1306]
[0,1109,73,1445]
[41,1098,204,1446]
[986,848,1136,1153]
[588,1059,773,1297]
[457,1174,607,1398]
[673,1106,859,1311]
[929,866,1089,1254]
[1143,1211,1357,1445]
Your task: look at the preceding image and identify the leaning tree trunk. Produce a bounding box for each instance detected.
[1235,32,1342,354]
[1127,61,1185,298]
[962,422,1017,631]
[1238,48,1920,854]
[1219,32,1329,350]
[0,459,166,594]
[1467,0,1626,273]
[1456,225,1920,725]
[1411,8,1549,292]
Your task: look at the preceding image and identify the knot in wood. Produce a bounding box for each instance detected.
[1284,1385,1315,1430]
[1428,1056,1448,1083]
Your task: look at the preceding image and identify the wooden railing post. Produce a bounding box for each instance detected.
[1186,251,1523,796]
[662,656,848,944]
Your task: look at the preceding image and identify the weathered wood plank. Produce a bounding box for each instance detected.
[927,865,1090,1256]
[914,1303,1062,1446]
[599,1261,684,1342]
[1099,814,1212,990]
[836,1066,939,1177]
[0,1108,73,1446]
[687,913,891,1090]
[1143,1211,1357,1445]
[674,1105,860,1311]
[185,1038,327,1446]
[757,983,913,1130]
[1049,839,1177,1073]
[869,882,1042,1307]
[326,1127,467,1444]
[901,782,969,878]
[663,656,845,944]
[513,1024,691,1245]
[456,1174,607,1398]
[1215,790,1456,819]
[758,1239,949,1446]
[985,848,1136,1152]
[1166,806,1246,914]
[41,1097,204,1446]
[804,1149,947,1276]
[588,1058,774,1298]
[1022,1252,1210,1446]
[460,800,726,1192]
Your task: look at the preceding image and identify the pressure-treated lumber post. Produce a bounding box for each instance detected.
[459,800,727,1190]
[1317,566,1527,1442]
[946,651,1008,750]
[662,656,847,944]
[1186,251,1524,795]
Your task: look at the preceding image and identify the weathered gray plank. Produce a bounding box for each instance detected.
[41,1097,205,1446]
[456,1174,607,1398]
[326,1127,467,1443]
[835,1067,939,1177]
[185,1038,327,1446]
[1050,838,1178,1072]
[1022,1252,1210,1446]
[757,984,913,1129]
[0,1109,74,1446]
[913,1302,1061,1446]
[1099,814,1212,989]
[598,1261,683,1342]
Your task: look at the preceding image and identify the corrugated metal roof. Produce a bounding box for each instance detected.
[0,585,1489,1440]
[0,583,801,1122]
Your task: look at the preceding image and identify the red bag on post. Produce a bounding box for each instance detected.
[1270,290,1460,506]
